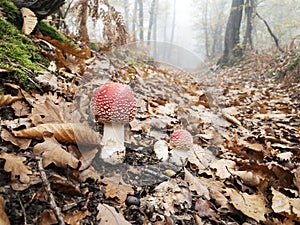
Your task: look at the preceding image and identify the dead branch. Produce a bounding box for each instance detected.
[36,155,66,225]
[255,12,284,52]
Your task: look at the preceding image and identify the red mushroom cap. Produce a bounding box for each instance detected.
[90,82,137,123]
[170,129,193,149]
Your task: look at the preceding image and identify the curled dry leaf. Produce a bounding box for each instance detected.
[13,123,100,145]
[227,188,268,222]
[97,204,131,225]
[0,195,10,225]
[20,7,37,35]
[33,133,79,169]
[0,89,22,107]
[1,129,31,150]
[233,170,261,187]
[0,151,32,183]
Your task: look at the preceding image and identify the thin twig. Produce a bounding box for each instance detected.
[36,155,66,225]
[17,194,27,225]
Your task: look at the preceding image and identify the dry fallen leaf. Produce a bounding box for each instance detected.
[271,187,300,220]
[211,159,236,179]
[50,174,81,195]
[141,178,192,216]
[0,151,32,183]
[64,210,89,225]
[293,166,300,194]
[20,7,37,35]
[0,89,22,107]
[1,129,31,150]
[35,73,58,90]
[184,169,210,200]
[13,123,100,145]
[97,204,131,225]
[227,188,268,222]
[232,170,261,187]
[0,195,10,225]
[101,175,134,203]
[33,133,79,169]
[11,101,30,117]
[195,197,219,222]
[39,209,59,225]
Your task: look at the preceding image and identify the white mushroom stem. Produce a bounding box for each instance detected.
[100,122,126,161]
[170,145,196,166]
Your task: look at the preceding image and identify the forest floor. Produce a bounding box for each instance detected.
[0,18,300,225]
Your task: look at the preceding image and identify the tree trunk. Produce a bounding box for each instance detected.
[147,0,156,41]
[242,0,255,50]
[132,0,138,40]
[137,0,144,41]
[218,0,244,65]
[170,0,176,43]
[153,0,158,41]
[203,0,210,57]
[123,0,129,30]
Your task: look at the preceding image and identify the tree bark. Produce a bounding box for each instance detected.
[218,0,244,65]
[170,0,176,43]
[123,0,129,30]
[132,0,138,40]
[137,0,144,41]
[242,0,255,50]
[147,0,156,41]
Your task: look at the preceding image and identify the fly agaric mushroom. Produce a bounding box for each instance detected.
[169,129,193,165]
[90,82,137,162]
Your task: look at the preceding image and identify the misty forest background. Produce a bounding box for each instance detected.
[55,0,300,65]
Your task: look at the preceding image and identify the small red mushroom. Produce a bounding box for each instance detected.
[169,129,193,165]
[90,82,137,162]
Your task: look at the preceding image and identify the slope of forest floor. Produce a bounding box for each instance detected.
[0,8,300,225]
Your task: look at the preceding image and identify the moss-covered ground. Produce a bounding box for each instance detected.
[0,0,72,91]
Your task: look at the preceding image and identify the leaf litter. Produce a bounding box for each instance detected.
[0,37,300,225]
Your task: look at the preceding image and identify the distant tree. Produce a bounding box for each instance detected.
[152,0,158,41]
[242,0,256,50]
[131,0,138,39]
[137,0,144,40]
[147,0,156,41]
[170,0,176,43]
[123,0,129,29]
[218,0,244,65]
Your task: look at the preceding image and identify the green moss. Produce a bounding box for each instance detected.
[0,0,22,29]
[0,17,48,90]
[37,21,72,43]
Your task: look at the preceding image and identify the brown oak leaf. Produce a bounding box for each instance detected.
[33,133,79,169]
[0,151,32,183]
